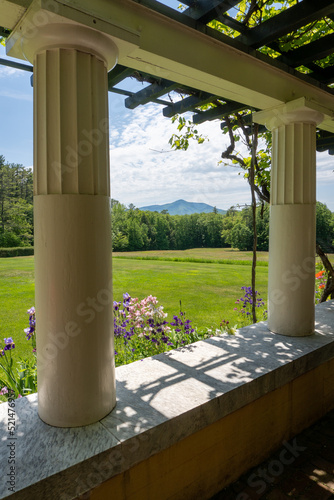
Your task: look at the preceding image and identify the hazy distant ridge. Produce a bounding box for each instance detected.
[139,199,226,215]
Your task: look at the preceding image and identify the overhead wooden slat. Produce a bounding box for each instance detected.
[209,13,248,34]
[278,32,334,68]
[220,117,267,133]
[108,65,135,89]
[163,91,217,117]
[238,0,334,49]
[183,0,241,24]
[193,101,247,124]
[312,65,334,84]
[174,0,194,5]
[0,57,32,72]
[0,27,11,37]
[316,131,334,151]
[109,86,171,106]
[124,79,178,109]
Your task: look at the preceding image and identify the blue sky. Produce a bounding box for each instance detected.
[1,4,334,210]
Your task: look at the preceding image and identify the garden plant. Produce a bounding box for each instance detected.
[0,267,330,403]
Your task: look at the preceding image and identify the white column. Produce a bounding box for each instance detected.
[22,24,118,426]
[254,100,324,337]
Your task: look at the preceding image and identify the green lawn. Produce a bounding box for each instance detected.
[113,248,270,263]
[2,247,333,369]
[112,258,268,329]
[0,257,35,361]
[0,252,269,364]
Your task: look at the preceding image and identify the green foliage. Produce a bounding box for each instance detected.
[316,201,334,252]
[0,247,34,257]
[0,156,33,247]
[111,201,334,254]
[0,343,37,400]
[228,222,253,251]
[221,204,270,251]
[169,115,208,151]
[111,201,226,252]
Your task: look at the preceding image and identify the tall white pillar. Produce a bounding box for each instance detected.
[254,100,324,337]
[22,24,118,426]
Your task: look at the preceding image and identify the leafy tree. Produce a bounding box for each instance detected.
[256,204,270,251]
[127,219,145,251]
[0,157,33,247]
[316,202,334,253]
[111,200,129,251]
[155,216,170,250]
[229,222,253,251]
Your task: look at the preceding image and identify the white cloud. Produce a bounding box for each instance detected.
[109,101,334,210]
[316,152,334,183]
[0,65,22,78]
[0,89,32,101]
[109,103,251,209]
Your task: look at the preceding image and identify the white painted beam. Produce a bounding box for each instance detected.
[0,0,31,30]
[5,0,334,132]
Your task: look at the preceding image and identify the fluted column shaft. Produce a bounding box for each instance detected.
[269,122,316,336]
[24,24,118,426]
[255,102,323,336]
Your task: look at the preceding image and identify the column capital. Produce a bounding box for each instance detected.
[22,22,118,70]
[253,97,333,130]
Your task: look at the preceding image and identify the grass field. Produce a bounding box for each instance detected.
[1,248,332,364]
[113,248,270,264]
[0,257,35,361]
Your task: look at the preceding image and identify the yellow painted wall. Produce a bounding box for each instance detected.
[85,358,334,500]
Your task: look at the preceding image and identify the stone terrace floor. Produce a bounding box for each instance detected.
[211,409,334,500]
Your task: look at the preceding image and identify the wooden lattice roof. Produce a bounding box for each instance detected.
[1,0,334,152]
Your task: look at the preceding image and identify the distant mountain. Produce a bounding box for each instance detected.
[139,199,226,216]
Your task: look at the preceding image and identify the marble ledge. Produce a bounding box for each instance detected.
[0,300,333,500]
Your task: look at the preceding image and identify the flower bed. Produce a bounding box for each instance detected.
[2,267,328,404]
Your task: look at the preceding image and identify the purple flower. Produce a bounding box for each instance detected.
[24,327,35,340]
[3,338,15,350]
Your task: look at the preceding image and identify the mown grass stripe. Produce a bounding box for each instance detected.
[113,255,269,266]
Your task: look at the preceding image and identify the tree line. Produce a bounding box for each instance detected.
[111,200,334,253]
[1,155,333,253]
[111,200,224,251]
[0,156,33,248]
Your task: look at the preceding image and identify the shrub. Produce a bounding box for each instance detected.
[0,247,34,257]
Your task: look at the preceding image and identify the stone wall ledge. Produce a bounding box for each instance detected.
[1,300,333,500]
